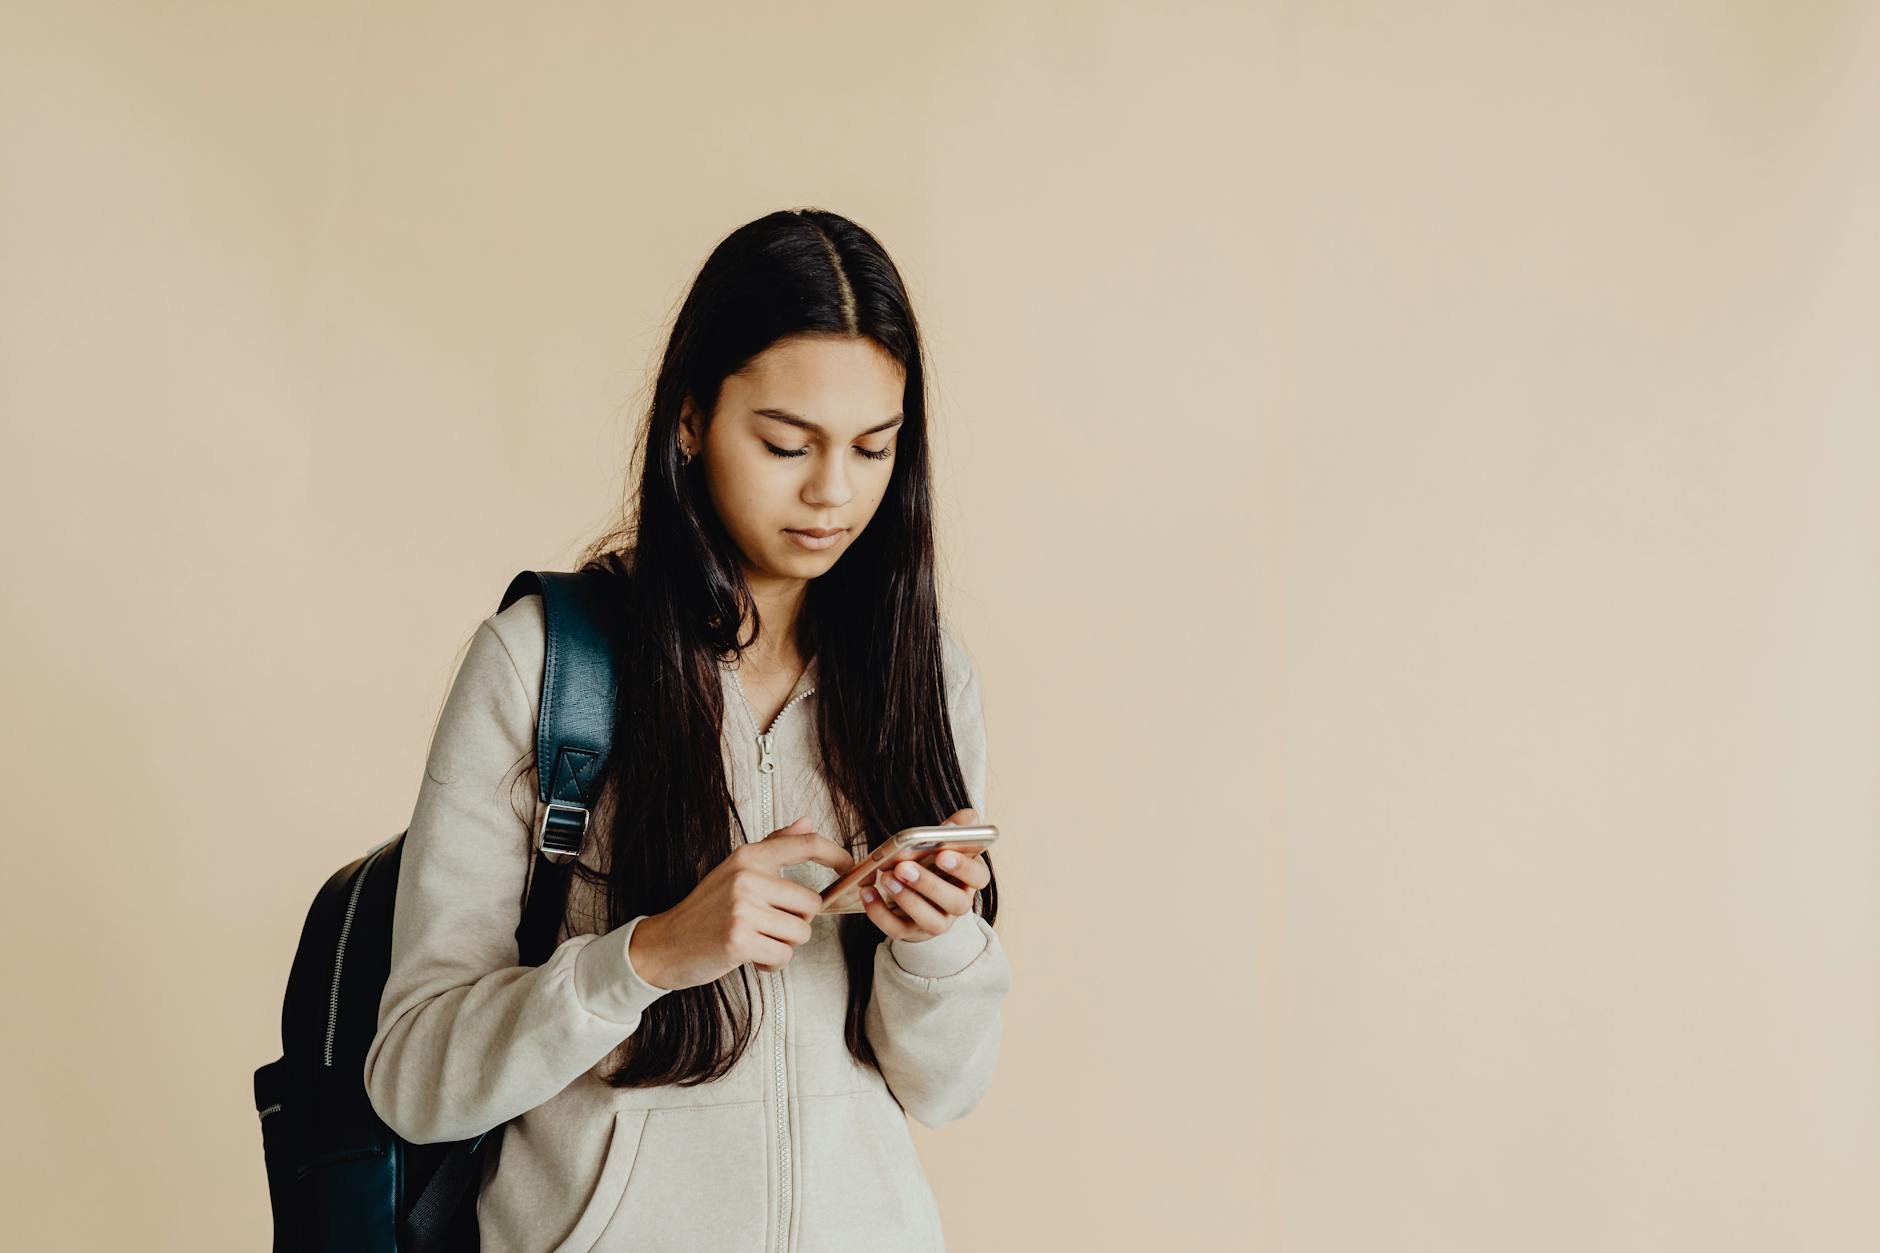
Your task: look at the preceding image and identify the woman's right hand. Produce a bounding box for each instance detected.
[627,816,855,990]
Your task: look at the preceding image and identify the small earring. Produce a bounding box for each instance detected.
[682,448,696,466]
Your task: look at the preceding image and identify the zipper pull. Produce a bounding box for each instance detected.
[758,731,776,775]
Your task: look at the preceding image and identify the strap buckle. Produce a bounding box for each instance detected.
[535,801,590,864]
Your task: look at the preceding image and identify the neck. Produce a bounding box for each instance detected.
[738,571,810,669]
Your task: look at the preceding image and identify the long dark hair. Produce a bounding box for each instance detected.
[514,207,998,1087]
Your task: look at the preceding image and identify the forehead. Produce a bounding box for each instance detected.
[726,335,906,433]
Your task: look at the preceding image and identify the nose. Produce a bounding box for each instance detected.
[802,449,855,510]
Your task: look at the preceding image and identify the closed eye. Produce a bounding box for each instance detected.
[764,441,892,462]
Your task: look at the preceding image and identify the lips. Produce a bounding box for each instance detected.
[784,527,845,552]
[787,528,843,537]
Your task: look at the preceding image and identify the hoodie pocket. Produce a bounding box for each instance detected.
[593,1100,771,1252]
[551,1106,649,1253]
[794,1090,944,1252]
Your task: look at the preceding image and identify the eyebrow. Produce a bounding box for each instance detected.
[753,407,905,438]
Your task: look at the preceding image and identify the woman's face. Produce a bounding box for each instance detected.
[682,333,906,584]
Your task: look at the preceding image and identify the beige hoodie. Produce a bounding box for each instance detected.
[362,592,1011,1253]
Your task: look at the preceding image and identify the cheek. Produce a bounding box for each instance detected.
[713,453,792,520]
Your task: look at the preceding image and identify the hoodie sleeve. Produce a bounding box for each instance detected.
[362,596,674,1145]
[864,621,1014,1129]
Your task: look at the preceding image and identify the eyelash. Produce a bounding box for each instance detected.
[764,441,893,462]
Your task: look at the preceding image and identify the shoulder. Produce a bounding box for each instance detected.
[475,591,546,715]
[937,613,980,704]
[484,590,545,655]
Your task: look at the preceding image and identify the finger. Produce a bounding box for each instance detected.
[866,869,911,921]
[749,829,857,875]
[750,928,798,971]
[756,873,838,922]
[882,858,970,917]
[880,877,949,933]
[859,885,919,939]
[875,865,955,933]
[750,903,815,947]
[918,848,987,891]
[876,866,930,926]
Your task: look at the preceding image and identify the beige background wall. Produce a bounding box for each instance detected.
[4,2,1876,1249]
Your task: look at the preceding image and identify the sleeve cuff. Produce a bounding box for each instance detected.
[889,913,992,979]
[573,914,674,1022]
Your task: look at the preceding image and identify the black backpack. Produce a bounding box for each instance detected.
[254,569,620,1252]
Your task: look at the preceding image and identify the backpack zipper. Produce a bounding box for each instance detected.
[728,668,814,1253]
[324,839,393,1068]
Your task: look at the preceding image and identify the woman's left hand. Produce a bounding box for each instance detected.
[861,807,990,942]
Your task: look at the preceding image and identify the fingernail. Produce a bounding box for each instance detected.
[938,852,958,870]
[898,863,919,882]
[886,879,902,894]
[861,887,876,904]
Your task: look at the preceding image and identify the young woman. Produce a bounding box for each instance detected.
[362,208,1010,1253]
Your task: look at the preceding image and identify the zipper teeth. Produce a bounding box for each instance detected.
[771,688,813,731]
[774,965,789,1250]
[726,666,810,1253]
[727,665,815,743]
[324,842,388,1068]
[760,738,789,1252]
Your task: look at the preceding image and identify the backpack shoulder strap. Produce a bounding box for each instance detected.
[404,569,624,1239]
[499,568,619,967]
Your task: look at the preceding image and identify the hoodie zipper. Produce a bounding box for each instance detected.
[728,667,815,1253]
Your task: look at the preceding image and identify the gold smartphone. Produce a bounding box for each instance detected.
[819,824,998,915]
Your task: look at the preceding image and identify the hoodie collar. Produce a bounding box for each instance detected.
[721,652,820,735]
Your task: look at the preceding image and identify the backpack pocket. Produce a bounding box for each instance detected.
[253,1057,299,1246]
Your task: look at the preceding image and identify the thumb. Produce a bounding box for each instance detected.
[943,807,978,826]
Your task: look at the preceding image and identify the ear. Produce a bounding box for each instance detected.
[678,396,701,449]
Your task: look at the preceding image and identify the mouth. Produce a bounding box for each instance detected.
[784,527,846,551]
